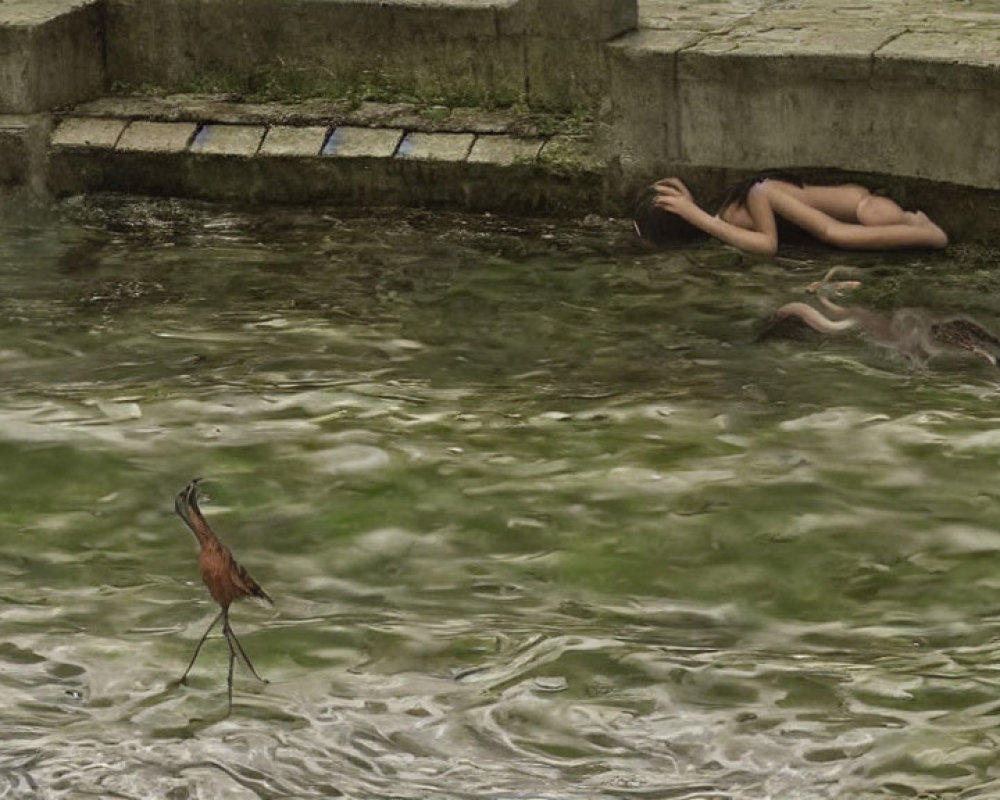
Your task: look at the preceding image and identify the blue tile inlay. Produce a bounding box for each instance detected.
[396,132,417,158]
[189,124,210,152]
[321,128,344,156]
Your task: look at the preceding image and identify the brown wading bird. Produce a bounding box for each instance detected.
[175,478,272,711]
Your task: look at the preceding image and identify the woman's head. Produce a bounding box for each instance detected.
[632,185,704,247]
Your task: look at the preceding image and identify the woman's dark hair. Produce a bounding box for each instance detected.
[632,186,704,248]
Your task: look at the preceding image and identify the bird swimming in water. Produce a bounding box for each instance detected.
[766,293,1000,367]
[174,478,272,712]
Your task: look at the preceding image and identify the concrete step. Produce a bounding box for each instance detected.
[44,95,607,214]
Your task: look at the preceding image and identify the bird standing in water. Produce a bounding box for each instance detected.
[174,478,272,711]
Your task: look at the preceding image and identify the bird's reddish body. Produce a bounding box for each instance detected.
[174,479,271,711]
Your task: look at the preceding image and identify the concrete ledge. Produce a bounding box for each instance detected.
[46,97,604,215]
[595,0,1000,241]
[611,2,1000,193]
[67,94,561,137]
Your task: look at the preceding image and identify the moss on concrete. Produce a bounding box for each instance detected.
[111,69,530,115]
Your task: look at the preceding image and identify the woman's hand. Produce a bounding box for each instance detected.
[653,177,693,200]
[652,178,699,222]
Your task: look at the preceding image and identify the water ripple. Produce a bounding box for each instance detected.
[2,198,1000,797]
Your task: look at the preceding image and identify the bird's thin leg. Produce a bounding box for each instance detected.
[224,618,236,714]
[224,621,268,684]
[180,609,224,684]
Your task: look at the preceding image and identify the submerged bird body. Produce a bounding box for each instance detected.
[770,295,1000,367]
[929,317,1000,364]
[174,479,271,711]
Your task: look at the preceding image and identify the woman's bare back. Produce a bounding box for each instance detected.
[721,181,875,229]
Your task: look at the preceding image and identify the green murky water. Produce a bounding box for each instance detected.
[3,195,1000,799]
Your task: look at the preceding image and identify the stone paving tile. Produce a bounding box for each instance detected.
[190,123,265,156]
[322,126,403,158]
[608,27,703,55]
[117,121,198,153]
[51,117,126,149]
[639,0,766,32]
[396,131,475,162]
[259,125,330,156]
[467,134,544,166]
[878,28,1000,67]
[689,23,895,58]
[638,0,1000,49]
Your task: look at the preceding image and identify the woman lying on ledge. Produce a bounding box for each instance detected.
[633,175,949,256]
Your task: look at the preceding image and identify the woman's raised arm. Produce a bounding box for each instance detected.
[653,181,779,256]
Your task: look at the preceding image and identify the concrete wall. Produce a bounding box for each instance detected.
[103,0,637,112]
[0,1,104,114]
[602,22,1000,196]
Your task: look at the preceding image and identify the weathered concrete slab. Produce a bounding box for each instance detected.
[99,0,639,113]
[51,117,127,149]
[877,28,1000,70]
[103,0,530,109]
[190,124,265,156]
[523,0,636,108]
[117,121,198,153]
[259,125,330,157]
[0,0,104,113]
[48,136,601,216]
[468,134,545,165]
[526,0,636,39]
[638,0,764,32]
[323,127,404,158]
[600,29,698,174]
[397,132,475,161]
[44,92,604,216]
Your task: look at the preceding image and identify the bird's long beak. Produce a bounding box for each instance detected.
[175,478,206,539]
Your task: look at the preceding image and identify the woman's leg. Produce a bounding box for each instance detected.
[856,194,908,226]
[765,187,948,250]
